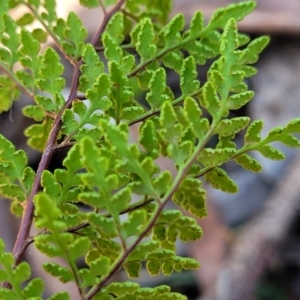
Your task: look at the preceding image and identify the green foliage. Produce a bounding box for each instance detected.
[0,0,299,299]
[0,239,44,299]
[0,134,35,215]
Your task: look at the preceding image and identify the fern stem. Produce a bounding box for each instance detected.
[34,196,154,238]
[8,0,126,279]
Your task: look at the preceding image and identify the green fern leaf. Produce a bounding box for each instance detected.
[93,237,121,260]
[234,154,262,172]
[0,75,21,112]
[127,240,160,262]
[36,47,65,100]
[35,234,65,257]
[0,184,26,202]
[105,12,124,44]
[159,101,182,144]
[31,28,48,43]
[124,261,142,278]
[172,216,203,242]
[198,148,235,167]
[168,141,193,168]
[215,117,250,136]
[47,292,70,300]
[266,119,300,146]
[2,15,19,66]
[173,178,207,218]
[209,69,225,94]
[139,120,160,159]
[162,14,184,48]
[103,33,123,64]
[146,67,169,109]
[162,51,183,72]
[41,170,62,200]
[201,81,221,119]
[34,193,68,232]
[259,145,285,160]
[22,275,41,298]
[146,259,161,276]
[230,82,251,97]
[43,263,74,283]
[79,268,100,288]
[10,262,31,289]
[62,74,111,138]
[106,282,140,297]
[109,61,135,121]
[245,120,263,144]
[87,213,118,238]
[180,56,200,96]
[0,1,8,32]
[69,236,91,261]
[188,11,204,38]
[122,210,147,238]
[219,18,239,59]
[24,118,53,151]
[208,1,256,30]
[42,0,57,25]
[136,18,156,61]
[152,171,172,197]
[89,256,111,276]
[79,0,99,8]
[204,167,238,193]
[22,105,45,121]
[79,44,104,93]
[63,12,87,59]
[0,289,15,300]
[240,36,270,64]
[110,186,131,215]
[16,13,35,26]
[183,97,209,139]
[0,135,33,211]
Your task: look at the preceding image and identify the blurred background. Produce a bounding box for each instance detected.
[2,0,300,299]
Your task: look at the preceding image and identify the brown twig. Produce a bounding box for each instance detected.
[120,8,139,22]
[5,0,126,286]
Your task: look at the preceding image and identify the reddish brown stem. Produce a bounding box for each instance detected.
[4,0,126,288]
